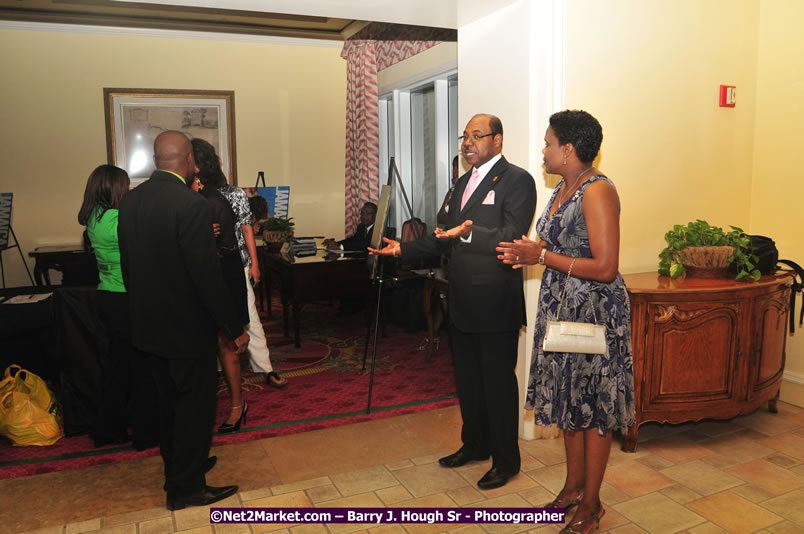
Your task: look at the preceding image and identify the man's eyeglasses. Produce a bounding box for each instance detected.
[458,132,497,143]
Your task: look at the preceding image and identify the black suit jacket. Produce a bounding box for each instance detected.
[402,156,537,333]
[339,223,372,252]
[118,171,243,359]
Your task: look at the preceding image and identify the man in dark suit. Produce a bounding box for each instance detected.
[370,114,536,489]
[323,201,377,252]
[118,131,249,510]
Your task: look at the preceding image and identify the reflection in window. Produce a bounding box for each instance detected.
[410,85,437,231]
[379,73,457,235]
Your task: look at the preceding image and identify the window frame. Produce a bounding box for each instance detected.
[379,69,458,233]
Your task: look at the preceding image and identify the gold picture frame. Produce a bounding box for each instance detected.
[103,88,237,186]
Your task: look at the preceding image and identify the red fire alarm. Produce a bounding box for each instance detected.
[719,85,736,107]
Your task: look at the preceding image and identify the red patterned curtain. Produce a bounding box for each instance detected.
[341,40,380,237]
[374,40,441,70]
[340,25,454,236]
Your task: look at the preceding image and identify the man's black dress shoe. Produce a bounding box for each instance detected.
[166,484,238,511]
[206,456,217,473]
[477,467,518,490]
[438,449,490,468]
[162,457,219,492]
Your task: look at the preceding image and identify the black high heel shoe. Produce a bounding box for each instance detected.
[217,402,247,433]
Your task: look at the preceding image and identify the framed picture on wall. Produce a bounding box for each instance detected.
[103,88,237,186]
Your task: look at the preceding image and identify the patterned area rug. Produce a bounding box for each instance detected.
[0,299,457,480]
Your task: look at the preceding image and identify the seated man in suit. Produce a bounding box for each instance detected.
[323,201,377,252]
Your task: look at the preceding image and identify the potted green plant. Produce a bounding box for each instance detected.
[658,219,761,281]
[258,217,295,251]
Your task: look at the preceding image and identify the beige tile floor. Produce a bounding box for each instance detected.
[6,402,804,534]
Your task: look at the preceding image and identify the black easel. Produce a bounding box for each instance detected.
[0,226,35,288]
[255,171,266,187]
[0,192,35,288]
[361,157,416,413]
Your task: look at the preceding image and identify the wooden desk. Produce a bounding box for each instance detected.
[28,245,90,286]
[263,250,371,347]
[623,271,794,452]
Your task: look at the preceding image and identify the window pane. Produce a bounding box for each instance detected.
[410,85,437,232]
[378,96,395,231]
[449,76,459,177]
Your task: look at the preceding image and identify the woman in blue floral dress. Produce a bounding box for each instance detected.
[498,110,634,533]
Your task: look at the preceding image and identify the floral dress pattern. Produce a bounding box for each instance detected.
[525,175,635,435]
[218,184,253,268]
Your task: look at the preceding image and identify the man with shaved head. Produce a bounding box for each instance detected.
[119,130,248,510]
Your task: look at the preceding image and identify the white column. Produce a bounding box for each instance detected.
[457,0,567,440]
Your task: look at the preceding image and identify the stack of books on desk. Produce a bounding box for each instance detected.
[291,237,317,256]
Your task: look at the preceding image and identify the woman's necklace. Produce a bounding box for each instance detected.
[558,166,594,204]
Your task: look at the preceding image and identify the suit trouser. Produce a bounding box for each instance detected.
[450,325,521,473]
[244,266,273,374]
[146,352,217,496]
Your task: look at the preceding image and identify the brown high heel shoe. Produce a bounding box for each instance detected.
[217,402,247,433]
[544,491,584,514]
[560,505,605,534]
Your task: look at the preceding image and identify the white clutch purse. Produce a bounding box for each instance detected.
[542,258,607,355]
[542,321,606,354]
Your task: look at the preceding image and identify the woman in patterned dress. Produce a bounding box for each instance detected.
[497,110,634,533]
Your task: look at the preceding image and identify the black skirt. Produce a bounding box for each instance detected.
[219,253,249,328]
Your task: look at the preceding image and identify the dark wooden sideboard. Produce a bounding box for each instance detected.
[622,272,794,452]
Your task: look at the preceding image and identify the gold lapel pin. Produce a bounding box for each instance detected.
[492,176,499,183]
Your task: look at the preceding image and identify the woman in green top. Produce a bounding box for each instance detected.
[78,165,157,450]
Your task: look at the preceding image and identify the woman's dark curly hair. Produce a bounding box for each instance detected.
[191,138,227,189]
[77,164,130,225]
[549,110,603,164]
[249,195,269,221]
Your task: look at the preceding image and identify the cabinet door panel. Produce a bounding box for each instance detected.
[646,302,741,404]
[753,289,790,391]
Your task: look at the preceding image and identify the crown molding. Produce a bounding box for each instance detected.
[0,19,343,47]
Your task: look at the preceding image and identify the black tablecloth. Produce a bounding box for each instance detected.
[0,285,105,435]
[53,286,106,435]
[0,286,58,381]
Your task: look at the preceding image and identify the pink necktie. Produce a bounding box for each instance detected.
[460,169,481,210]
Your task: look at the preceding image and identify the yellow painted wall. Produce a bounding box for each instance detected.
[0,26,346,287]
[753,0,804,405]
[565,0,803,406]
[566,0,759,274]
